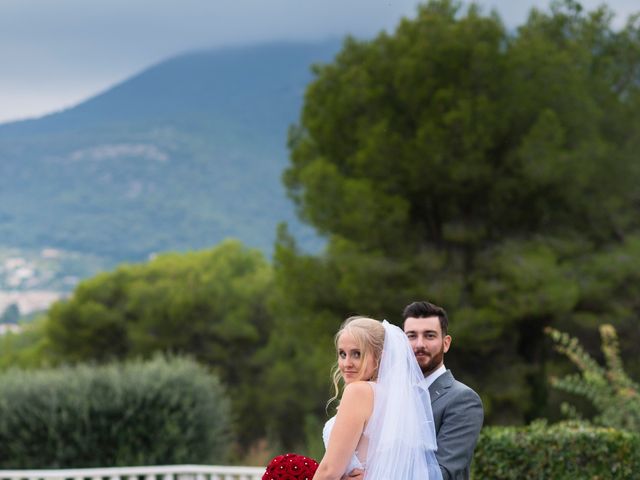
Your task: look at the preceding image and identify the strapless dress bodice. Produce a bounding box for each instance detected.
[322,415,366,473]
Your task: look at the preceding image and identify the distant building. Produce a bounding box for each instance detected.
[0,323,21,336]
[0,290,63,316]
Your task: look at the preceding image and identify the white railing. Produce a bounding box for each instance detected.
[0,465,265,480]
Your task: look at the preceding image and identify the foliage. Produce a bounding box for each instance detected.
[546,324,640,433]
[268,0,640,445]
[472,420,640,479]
[0,355,231,468]
[0,315,50,370]
[44,239,273,445]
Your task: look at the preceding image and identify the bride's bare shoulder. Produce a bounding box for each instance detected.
[337,382,374,422]
[342,381,374,399]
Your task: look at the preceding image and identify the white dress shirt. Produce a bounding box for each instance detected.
[423,364,447,389]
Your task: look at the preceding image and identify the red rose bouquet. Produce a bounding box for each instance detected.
[262,452,319,480]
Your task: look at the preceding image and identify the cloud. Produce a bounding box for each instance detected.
[0,0,637,123]
[0,0,423,122]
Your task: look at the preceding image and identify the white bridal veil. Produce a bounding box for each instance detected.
[364,320,443,480]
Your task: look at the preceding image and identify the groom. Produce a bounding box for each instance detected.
[402,300,483,480]
[343,300,483,480]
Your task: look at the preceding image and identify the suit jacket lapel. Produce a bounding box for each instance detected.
[429,369,454,405]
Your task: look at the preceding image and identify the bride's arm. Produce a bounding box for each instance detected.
[313,382,374,480]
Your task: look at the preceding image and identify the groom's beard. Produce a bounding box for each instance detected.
[415,344,445,376]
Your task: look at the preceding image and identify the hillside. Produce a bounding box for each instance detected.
[0,41,340,265]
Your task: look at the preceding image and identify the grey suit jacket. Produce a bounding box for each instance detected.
[429,370,483,480]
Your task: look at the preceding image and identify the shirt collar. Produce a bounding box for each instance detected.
[423,364,447,389]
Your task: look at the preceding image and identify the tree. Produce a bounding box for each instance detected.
[0,315,49,370]
[45,239,273,445]
[266,0,640,445]
[0,303,20,324]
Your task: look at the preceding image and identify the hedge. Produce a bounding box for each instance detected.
[472,420,640,479]
[0,355,231,468]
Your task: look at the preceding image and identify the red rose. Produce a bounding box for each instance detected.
[262,453,319,480]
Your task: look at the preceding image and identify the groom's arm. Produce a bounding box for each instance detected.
[436,387,483,480]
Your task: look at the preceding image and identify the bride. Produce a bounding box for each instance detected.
[313,316,442,480]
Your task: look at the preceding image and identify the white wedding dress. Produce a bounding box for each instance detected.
[322,382,373,473]
[322,321,442,480]
[322,414,367,473]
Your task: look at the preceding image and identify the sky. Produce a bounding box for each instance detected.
[0,0,637,124]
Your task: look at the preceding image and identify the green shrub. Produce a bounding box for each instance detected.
[0,355,231,468]
[472,421,640,479]
[546,324,640,434]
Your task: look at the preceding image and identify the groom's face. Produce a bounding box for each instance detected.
[404,316,451,376]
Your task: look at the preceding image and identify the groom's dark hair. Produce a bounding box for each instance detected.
[402,300,449,335]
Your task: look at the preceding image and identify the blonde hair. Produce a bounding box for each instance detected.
[328,316,385,408]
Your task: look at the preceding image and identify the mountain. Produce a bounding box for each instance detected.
[0,41,340,265]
